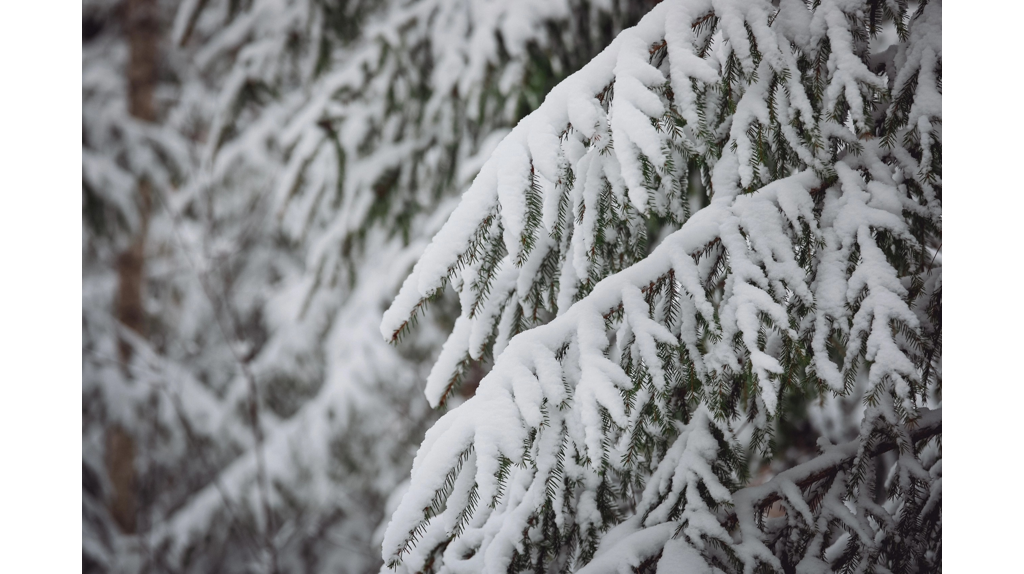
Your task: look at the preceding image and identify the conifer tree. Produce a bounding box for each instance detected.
[381,1,941,572]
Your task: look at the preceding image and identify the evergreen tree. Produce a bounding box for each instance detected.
[381,0,941,572]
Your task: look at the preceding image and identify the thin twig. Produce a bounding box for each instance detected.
[724,407,941,531]
[151,186,281,574]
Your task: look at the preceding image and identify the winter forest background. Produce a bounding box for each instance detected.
[80,1,946,573]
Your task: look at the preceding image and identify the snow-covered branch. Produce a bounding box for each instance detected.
[382,0,940,572]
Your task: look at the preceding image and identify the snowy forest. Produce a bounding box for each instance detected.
[82,0,941,573]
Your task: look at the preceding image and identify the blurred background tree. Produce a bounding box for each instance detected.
[83,1,660,572]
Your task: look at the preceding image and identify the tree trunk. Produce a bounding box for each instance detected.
[105,425,138,534]
[108,0,160,535]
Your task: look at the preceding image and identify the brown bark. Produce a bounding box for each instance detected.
[114,179,151,365]
[105,425,138,533]
[108,0,161,535]
[115,0,159,363]
[125,0,160,123]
